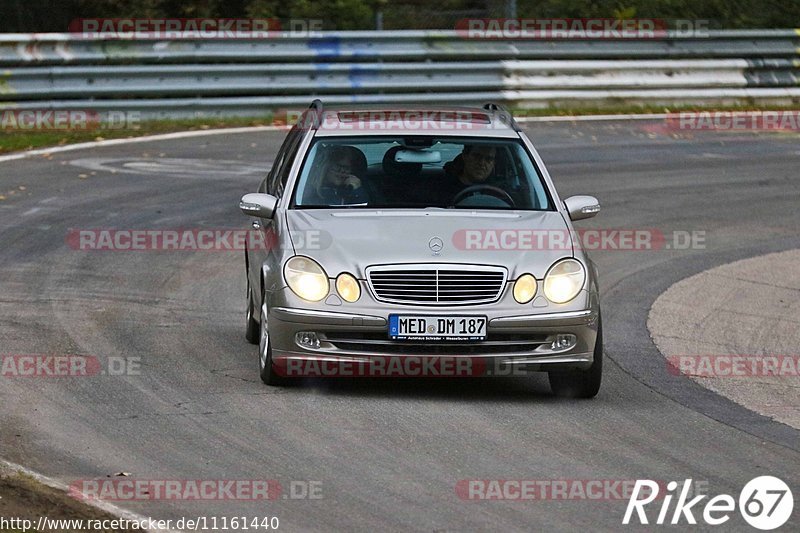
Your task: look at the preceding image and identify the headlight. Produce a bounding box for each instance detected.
[336,272,361,303]
[513,273,537,304]
[543,259,585,304]
[284,256,329,302]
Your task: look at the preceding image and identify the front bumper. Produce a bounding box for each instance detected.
[265,283,600,376]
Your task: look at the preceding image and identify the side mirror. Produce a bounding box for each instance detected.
[564,195,600,221]
[240,193,278,219]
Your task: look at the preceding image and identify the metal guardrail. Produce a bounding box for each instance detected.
[0,30,798,117]
[2,30,799,64]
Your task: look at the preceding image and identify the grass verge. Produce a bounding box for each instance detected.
[0,472,138,532]
[0,116,275,154]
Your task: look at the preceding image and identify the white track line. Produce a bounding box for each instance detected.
[0,125,285,163]
[0,459,179,532]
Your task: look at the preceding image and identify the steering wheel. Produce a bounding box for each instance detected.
[452,185,515,207]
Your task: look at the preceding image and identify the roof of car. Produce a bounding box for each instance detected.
[304,105,521,138]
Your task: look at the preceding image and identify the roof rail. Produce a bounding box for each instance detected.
[482,102,521,132]
[307,99,324,129]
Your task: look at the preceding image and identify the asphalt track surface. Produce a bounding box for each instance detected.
[1,120,798,531]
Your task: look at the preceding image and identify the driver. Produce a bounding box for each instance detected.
[439,144,497,205]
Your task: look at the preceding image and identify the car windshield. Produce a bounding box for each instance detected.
[291,137,553,210]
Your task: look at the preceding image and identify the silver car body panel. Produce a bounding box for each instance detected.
[284,209,574,279]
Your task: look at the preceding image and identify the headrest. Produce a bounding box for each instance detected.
[382,146,423,178]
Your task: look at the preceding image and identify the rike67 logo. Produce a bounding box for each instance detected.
[624,476,794,530]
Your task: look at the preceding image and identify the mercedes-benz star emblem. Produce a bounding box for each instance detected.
[428,237,444,254]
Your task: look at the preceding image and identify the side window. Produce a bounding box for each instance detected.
[272,131,304,198]
[258,151,281,194]
[259,127,299,195]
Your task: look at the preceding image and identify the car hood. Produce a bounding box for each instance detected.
[285,209,573,279]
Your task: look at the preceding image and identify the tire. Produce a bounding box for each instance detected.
[548,314,603,398]
[258,301,287,386]
[245,278,259,345]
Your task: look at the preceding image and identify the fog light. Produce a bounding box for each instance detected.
[296,331,320,350]
[551,334,577,351]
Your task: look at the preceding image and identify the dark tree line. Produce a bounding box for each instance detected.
[2,0,797,32]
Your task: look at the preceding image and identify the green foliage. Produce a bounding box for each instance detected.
[245,0,375,30]
[1,0,798,32]
[517,0,800,29]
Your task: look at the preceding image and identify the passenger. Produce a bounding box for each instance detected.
[306,145,369,205]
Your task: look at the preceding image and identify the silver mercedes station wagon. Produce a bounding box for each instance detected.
[240,102,603,397]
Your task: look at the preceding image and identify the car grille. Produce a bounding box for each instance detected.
[366,264,507,305]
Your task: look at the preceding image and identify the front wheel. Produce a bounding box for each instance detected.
[258,302,287,386]
[548,314,603,398]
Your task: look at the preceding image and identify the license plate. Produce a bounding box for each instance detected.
[389,315,487,341]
